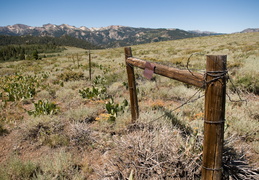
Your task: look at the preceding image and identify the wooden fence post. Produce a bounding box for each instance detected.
[125,47,139,122]
[202,55,227,180]
[77,53,80,68]
[89,50,92,81]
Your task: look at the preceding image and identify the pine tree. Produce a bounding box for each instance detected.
[19,49,25,60]
[32,50,38,60]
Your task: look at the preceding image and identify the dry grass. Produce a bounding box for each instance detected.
[96,117,203,180]
[0,32,259,179]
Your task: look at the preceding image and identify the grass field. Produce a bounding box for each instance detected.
[0,32,258,179]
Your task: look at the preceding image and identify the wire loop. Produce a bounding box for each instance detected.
[202,166,223,171]
[204,119,225,124]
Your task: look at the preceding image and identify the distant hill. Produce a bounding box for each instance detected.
[240,28,259,33]
[0,35,101,49]
[188,30,222,36]
[0,24,224,48]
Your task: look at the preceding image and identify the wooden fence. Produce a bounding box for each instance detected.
[124,47,227,180]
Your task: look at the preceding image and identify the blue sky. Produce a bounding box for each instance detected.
[0,0,258,33]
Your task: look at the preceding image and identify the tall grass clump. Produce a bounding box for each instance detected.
[98,125,202,179]
[35,150,83,179]
[57,70,84,82]
[230,57,259,95]
[96,110,203,179]
[0,122,8,136]
[0,155,39,180]
[24,116,69,148]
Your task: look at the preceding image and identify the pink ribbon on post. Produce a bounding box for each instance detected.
[143,62,156,80]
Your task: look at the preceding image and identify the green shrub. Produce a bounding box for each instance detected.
[79,86,108,100]
[93,75,106,85]
[105,98,128,121]
[0,74,39,102]
[28,100,59,117]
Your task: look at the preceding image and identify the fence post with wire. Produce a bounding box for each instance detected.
[125,47,139,122]
[124,47,227,180]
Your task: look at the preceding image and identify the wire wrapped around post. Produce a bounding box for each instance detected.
[202,55,227,180]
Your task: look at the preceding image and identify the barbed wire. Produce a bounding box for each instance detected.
[226,77,248,104]
[186,52,246,104]
[148,88,204,124]
[186,52,206,78]
[125,52,247,124]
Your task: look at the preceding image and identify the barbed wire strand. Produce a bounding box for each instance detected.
[226,77,248,104]
[125,53,247,125]
[148,88,204,124]
[186,52,206,78]
[186,52,246,104]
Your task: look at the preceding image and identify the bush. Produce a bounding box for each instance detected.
[0,156,38,180]
[0,122,8,136]
[0,74,39,102]
[79,86,108,100]
[97,124,202,179]
[93,75,106,85]
[0,151,83,180]
[35,150,83,179]
[28,100,59,117]
[25,118,68,148]
[105,98,128,121]
[57,70,84,81]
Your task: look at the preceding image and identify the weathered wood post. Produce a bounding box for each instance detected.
[124,47,139,122]
[202,55,227,180]
[89,50,92,81]
[77,53,80,68]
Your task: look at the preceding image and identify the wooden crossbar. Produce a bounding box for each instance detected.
[126,57,205,88]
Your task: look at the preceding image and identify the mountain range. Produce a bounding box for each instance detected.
[0,24,257,48]
[240,28,259,33]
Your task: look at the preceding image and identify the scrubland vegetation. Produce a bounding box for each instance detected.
[0,32,258,179]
